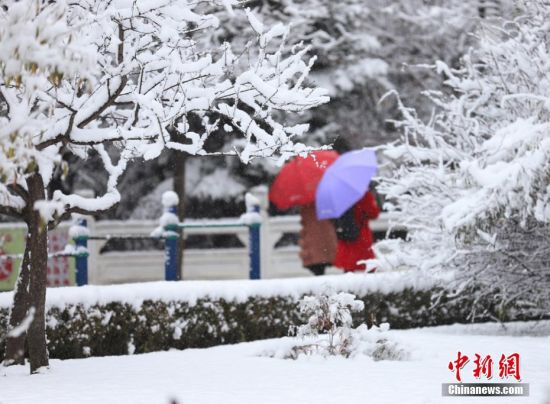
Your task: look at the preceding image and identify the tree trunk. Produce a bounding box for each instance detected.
[3,243,31,366]
[26,173,49,374]
[173,151,186,280]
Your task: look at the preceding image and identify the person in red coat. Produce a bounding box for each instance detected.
[334,191,380,272]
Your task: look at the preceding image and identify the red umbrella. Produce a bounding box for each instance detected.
[269,150,339,210]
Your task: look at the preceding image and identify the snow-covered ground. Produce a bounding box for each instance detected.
[2,321,549,404]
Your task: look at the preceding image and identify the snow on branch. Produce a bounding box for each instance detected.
[0,0,327,220]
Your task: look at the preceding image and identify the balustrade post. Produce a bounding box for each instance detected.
[162,192,180,281]
[73,218,89,286]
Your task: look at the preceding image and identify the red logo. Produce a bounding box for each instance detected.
[449,352,521,382]
[499,353,521,381]
[473,354,493,379]
[448,351,469,382]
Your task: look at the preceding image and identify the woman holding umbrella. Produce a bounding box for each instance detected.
[316,148,380,272]
[333,190,379,272]
[269,151,339,276]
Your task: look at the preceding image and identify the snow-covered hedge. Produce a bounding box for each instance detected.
[0,273,541,360]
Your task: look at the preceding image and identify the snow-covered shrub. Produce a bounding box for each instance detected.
[285,292,407,359]
[291,292,364,357]
[374,0,550,315]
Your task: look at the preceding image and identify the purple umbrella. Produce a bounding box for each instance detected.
[315,149,378,219]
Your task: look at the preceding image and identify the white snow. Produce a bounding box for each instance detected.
[161,191,179,208]
[6,307,35,338]
[34,200,65,223]
[238,212,262,225]
[245,7,264,35]
[158,212,179,228]
[60,244,88,256]
[2,321,549,403]
[244,192,260,212]
[191,169,247,200]
[0,271,441,309]
[68,223,90,239]
[131,171,247,220]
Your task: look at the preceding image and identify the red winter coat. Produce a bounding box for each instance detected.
[334,192,380,271]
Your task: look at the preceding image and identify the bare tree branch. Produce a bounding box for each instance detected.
[0,205,23,220]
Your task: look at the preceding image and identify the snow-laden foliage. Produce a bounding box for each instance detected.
[207,0,482,149]
[0,0,328,221]
[286,292,407,359]
[295,292,364,337]
[0,0,91,216]
[374,0,550,313]
[107,0,486,219]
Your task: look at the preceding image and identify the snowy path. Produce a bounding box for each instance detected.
[1,321,549,404]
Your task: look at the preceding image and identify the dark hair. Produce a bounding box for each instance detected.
[332,136,351,154]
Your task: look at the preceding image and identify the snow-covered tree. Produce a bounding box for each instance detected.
[0,0,327,373]
[374,0,550,317]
